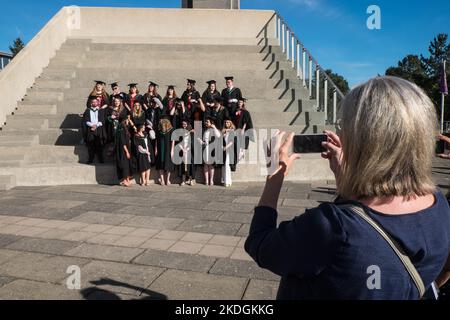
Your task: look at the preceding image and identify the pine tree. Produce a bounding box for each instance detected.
[9,37,25,57]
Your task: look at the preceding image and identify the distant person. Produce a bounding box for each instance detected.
[176,119,195,186]
[142,81,163,129]
[204,96,229,131]
[115,116,133,187]
[202,80,221,110]
[221,117,236,187]
[108,82,127,106]
[199,117,221,186]
[87,80,109,110]
[105,97,126,156]
[162,85,178,120]
[437,134,450,159]
[181,79,203,126]
[221,76,242,114]
[124,83,142,112]
[82,98,106,164]
[245,76,450,300]
[134,124,154,186]
[233,97,254,159]
[156,117,175,186]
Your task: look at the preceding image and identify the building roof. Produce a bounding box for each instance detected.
[0,52,13,58]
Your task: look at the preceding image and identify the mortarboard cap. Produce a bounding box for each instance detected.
[128,83,138,88]
[187,79,196,85]
[149,81,159,87]
[95,80,106,85]
[110,82,119,88]
[167,85,176,90]
[239,97,247,102]
[225,76,234,81]
[206,80,217,85]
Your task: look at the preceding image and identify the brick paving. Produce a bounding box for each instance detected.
[0,158,448,300]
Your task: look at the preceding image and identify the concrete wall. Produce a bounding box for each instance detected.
[0,7,276,127]
[71,7,275,40]
[0,7,78,127]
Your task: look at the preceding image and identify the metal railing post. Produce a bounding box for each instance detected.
[333,90,337,124]
[308,58,313,97]
[291,36,295,68]
[324,79,328,122]
[286,29,290,60]
[302,50,306,87]
[316,67,320,110]
[296,42,301,78]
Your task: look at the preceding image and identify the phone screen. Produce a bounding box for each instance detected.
[294,134,327,153]
[436,140,445,154]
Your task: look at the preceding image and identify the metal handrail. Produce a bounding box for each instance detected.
[274,12,345,124]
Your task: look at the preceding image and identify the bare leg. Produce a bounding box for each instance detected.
[159,171,164,185]
[166,172,171,185]
[204,165,209,185]
[210,166,215,186]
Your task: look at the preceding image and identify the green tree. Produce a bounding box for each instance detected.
[325,69,350,95]
[385,33,450,123]
[9,37,25,57]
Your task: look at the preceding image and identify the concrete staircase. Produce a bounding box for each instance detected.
[0,37,335,189]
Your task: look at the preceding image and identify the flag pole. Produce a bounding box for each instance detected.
[442,60,447,133]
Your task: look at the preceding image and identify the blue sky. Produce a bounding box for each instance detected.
[0,0,449,87]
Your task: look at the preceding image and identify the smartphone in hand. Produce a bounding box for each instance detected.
[294,134,327,154]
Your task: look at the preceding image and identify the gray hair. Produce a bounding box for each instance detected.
[338,76,438,199]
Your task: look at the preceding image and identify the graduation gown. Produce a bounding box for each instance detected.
[155,129,175,172]
[115,124,132,180]
[109,92,127,106]
[82,107,106,144]
[124,94,143,110]
[105,107,120,144]
[131,112,146,128]
[133,133,154,172]
[162,96,176,118]
[221,87,243,113]
[204,107,229,131]
[202,90,221,107]
[232,108,255,149]
[182,90,202,126]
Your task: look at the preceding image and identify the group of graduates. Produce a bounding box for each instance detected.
[82,77,254,187]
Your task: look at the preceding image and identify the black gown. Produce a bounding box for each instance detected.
[221,87,243,114]
[204,107,230,130]
[124,94,143,110]
[155,129,175,172]
[202,90,221,107]
[109,92,127,106]
[105,107,120,144]
[232,108,255,149]
[182,90,202,126]
[115,124,132,180]
[133,133,154,172]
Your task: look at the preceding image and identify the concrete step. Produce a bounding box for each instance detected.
[13,104,57,116]
[22,91,64,103]
[85,39,276,50]
[251,111,325,126]
[3,117,49,130]
[0,135,39,147]
[32,80,71,90]
[0,154,332,187]
[85,51,266,60]
[39,68,76,80]
[5,114,80,129]
[0,175,16,191]
[0,128,81,146]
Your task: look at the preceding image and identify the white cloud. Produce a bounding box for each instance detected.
[288,0,319,9]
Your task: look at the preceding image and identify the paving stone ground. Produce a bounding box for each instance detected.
[0,158,449,300]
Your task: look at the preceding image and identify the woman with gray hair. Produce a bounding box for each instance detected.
[245,76,450,299]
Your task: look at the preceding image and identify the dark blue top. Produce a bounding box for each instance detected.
[245,191,450,300]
